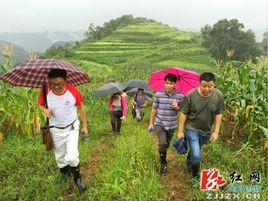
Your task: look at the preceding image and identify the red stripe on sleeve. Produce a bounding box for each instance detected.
[68,85,84,106]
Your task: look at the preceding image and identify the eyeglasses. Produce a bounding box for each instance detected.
[49,81,66,87]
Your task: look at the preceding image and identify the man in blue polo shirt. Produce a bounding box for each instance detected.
[148,74,183,174]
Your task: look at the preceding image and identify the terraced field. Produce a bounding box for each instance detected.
[72,22,212,76]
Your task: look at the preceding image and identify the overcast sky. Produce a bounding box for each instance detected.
[0,0,267,39]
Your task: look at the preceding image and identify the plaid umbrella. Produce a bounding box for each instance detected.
[0,59,90,88]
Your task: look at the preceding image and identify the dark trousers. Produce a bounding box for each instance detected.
[110,111,123,132]
[156,125,175,164]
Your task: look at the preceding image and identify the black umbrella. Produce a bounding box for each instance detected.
[95,83,126,98]
[126,88,153,99]
[125,79,151,91]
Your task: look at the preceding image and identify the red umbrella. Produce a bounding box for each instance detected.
[0,59,89,88]
[147,67,200,95]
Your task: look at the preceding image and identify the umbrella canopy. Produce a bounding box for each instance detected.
[126,88,153,99]
[95,82,126,98]
[0,59,89,88]
[147,67,200,95]
[124,79,151,91]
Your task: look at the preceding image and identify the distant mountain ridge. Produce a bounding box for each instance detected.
[0,30,85,53]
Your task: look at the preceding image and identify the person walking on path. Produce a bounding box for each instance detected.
[132,88,150,122]
[109,92,127,134]
[177,72,225,186]
[148,74,184,174]
[38,69,88,192]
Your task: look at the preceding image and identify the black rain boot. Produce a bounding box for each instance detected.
[57,165,71,184]
[60,165,72,177]
[186,153,192,172]
[70,165,87,192]
[191,163,200,187]
[160,151,167,174]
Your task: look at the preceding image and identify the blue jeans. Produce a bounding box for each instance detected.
[185,129,211,165]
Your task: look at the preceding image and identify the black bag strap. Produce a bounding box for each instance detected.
[42,84,49,125]
[134,93,138,102]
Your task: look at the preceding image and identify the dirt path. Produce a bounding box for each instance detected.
[152,132,191,201]
[82,139,114,184]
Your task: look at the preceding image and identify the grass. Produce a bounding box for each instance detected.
[156,60,213,73]
[87,122,166,200]
[0,133,101,200]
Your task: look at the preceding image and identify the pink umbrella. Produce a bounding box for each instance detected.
[147,67,200,95]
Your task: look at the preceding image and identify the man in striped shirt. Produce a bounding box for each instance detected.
[148,74,184,174]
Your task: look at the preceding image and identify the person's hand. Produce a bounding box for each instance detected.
[172,100,179,110]
[210,132,219,143]
[177,131,184,139]
[148,123,154,133]
[81,126,88,135]
[122,116,126,121]
[44,109,53,118]
[81,128,89,142]
[141,103,147,108]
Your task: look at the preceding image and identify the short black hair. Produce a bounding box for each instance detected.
[199,72,215,83]
[48,69,67,80]
[164,73,177,83]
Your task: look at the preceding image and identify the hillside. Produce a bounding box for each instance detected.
[67,21,212,83]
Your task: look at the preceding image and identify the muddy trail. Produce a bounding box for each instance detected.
[82,139,114,184]
[151,134,192,201]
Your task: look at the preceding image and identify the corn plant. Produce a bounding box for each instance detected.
[216,56,268,142]
[0,46,42,137]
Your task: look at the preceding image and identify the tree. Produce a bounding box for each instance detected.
[84,15,154,41]
[42,43,75,59]
[260,31,268,55]
[201,19,261,62]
